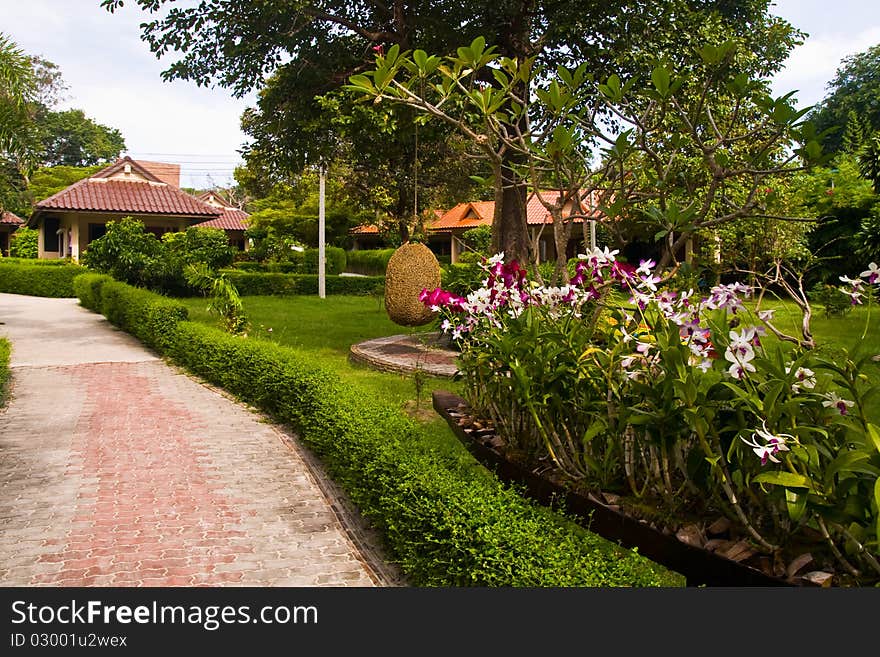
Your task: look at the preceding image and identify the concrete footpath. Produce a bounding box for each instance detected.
[0,293,397,587]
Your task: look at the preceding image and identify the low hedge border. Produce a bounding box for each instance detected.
[0,262,87,297]
[0,337,10,407]
[220,272,384,296]
[0,257,73,266]
[344,248,395,276]
[73,275,681,586]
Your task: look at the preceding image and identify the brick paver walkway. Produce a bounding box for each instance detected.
[0,294,394,586]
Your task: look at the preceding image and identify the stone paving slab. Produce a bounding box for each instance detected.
[0,293,398,587]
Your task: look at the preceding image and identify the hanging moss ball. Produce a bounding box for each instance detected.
[384,242,442,327]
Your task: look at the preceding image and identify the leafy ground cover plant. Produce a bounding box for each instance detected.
[422,252,880,583]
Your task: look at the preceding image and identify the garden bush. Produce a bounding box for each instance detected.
[221,272,384,296]
[72,273,114,311]
[0,257,71,266]
[232,261,267,272]
[8,227,38,259]
[0,261,86,297]
[302,247,346,275]
[0,337,10,407]
[74,277,679,586]
[345,248,396,276]
[97,280,189,352]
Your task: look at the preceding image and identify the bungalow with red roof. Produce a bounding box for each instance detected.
[426,190,603,263]
[0,210,25,257]
[27,157,221,260]
[193,190,250,251]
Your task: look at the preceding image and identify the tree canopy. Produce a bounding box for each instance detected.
[104,0,804,263]
[811,44,880,154]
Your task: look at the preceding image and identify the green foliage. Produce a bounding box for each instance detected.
[858,133,880,194]
[812,44,880,154]
[82,219,237,295]
[441,262,485,297]
[300,246,346,275]
[8,227,38,258]
[26,164,102,204]
[72,272,113,311]
[856,205,880,263]
[799,155,879,282]
[460,225,492,254]
[221,272,384,297]
[157,226,236,293]
[81,217,162,288]
[0,337,10,407]
[0,260,85,297]
[38,109,125,167]
[96,280,189,352]
[184,263,249,334]
[808,283,854,318]
[344,248,395,276]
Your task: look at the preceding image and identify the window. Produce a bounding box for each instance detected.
[43,217,60,252]
[88,223,107,243]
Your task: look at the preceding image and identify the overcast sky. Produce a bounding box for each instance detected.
[2,0,880,189]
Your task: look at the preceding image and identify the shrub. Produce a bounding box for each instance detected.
[232,261,267,272]
[72,273,113,311]
[302,246,346,275]
[460,225,492,254]
[0,257,73,266]
[81,217,162,288]
[345,248,396,276]
[221,272,384,296]
[75,278,679,586]
[8,227,38,259]
[98,280,189,352]
[809,282,853,318]
[0,337,10,407]
[0,262,86,297]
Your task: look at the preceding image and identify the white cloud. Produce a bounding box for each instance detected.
[771,26,880,108]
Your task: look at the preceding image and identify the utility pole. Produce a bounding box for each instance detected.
[318,164,326,299]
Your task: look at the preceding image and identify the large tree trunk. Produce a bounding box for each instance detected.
[491,158,532,266]
[489,1,537,270]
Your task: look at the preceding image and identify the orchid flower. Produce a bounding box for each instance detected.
[741,421,793,465]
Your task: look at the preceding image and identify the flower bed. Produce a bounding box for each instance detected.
[422,252,880,586]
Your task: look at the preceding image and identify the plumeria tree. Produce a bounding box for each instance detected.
[348,38,825,280]
[422,251,880,580]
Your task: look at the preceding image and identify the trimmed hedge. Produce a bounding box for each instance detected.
[73,275,681,586]
[345,248,396,276]
[221,272,385,296]
[0,257,72,266]
[72,273,114,312]
[98,280,189,352]
[232,247,347,276]
[0,262,87,297]
[0,337,10,407]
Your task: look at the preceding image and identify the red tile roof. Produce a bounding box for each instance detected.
[428,191,603,233]
[136,160,181,187]
[1,210,24,225]
[194,207,250,231]
[33,157,220,218]
[350,224,380,235]
[429,201,495,232]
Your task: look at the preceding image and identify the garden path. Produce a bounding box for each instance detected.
[0,293,397,586]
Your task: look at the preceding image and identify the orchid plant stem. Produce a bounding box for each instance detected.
[702,424,776,551]
[817,517,860,577]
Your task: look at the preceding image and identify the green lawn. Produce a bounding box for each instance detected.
[178,294,468,460]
